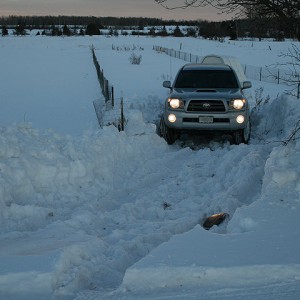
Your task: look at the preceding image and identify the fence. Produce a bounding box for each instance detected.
[91,45,126,130]
[153,45,299,95]
[91,45,114,108]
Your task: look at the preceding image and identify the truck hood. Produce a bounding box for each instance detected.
[170,88,243,99]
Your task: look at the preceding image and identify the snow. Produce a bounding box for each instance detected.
[0,33,300,300]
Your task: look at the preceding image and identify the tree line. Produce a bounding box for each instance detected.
[155,0,300,41]
[0,15,298,40]
[0,15,196,29]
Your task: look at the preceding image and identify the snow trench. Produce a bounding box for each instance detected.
[0,94,296,297]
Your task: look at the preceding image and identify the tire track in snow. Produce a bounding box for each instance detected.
[59,137,271,295]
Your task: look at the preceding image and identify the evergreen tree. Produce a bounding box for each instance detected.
[79,28,85,36]
[186,27,197,37]
[86,23,100,35]
[14,24,26,36]
[157,25,168,37]
[148,27,156,36]
[173,25,184,37]
[2,25,8,36]
[63,24,71,36]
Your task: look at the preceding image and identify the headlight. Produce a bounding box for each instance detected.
[230,99,246,110]
[168,98,184,109]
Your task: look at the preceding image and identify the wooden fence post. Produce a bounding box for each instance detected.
[260,67,262,81]
[120,95,125,131]
[111,86,114,108]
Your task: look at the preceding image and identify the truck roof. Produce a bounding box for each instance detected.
[181,64,232,71]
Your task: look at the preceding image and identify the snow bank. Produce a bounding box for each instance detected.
[116,93,300,298]
[1,35,300,300]
[121,225,300,292]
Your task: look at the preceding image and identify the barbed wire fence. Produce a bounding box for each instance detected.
[153,45,300,98]
[91,45,126,130]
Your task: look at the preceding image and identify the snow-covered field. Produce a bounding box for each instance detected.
[0,33,300,300]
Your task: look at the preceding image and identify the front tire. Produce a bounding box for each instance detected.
[233,120,251,145]
[159,116,178,145]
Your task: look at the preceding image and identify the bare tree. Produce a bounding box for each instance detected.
[275,44,300,98]
[155,0,300,40]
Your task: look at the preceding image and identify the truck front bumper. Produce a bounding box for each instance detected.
[164,110,249,132]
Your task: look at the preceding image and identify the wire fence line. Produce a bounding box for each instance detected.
[91,45,126,130]
[153,45,296,87]
[91,45,114,107]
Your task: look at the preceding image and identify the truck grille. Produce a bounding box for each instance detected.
[187,100,225,112]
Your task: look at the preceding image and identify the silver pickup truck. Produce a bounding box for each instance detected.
[159,57,252,145]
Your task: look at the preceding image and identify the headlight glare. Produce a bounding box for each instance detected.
[230,99,246,110]
[168,98,184,109]
[236,115,245,124]
[168,114,176,123]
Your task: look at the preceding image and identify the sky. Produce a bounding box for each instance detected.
[0,0,229,21]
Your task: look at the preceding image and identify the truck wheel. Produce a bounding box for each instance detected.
[233,120,250,145]
[160,116,178,145]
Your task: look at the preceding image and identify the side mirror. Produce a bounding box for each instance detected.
[163,81,171,89]
[242,81,252,89]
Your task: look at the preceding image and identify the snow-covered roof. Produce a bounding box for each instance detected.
[201,54,248,84]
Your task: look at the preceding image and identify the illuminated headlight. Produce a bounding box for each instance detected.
[168,98,184,109]
[230,99,246,110]
[168,114,177,123]
[236,115,245,124]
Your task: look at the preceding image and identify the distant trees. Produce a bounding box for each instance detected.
[1,13,298,40]
[244,1,299,40]
[155,0,300,40]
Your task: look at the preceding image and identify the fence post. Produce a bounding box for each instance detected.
[277,70,280,84]
[260,67,262,81]
[120,95,125,131]
[111,86,114,108]
[298,83,300,99]
[105,79,109,102]
[103,79,107,102]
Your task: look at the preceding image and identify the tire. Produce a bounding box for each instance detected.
[159,116,178,145]
[233,119,251,145]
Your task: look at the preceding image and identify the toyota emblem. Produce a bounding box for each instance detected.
[202,103,210,109]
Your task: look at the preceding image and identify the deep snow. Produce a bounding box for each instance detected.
[0,33,299,300]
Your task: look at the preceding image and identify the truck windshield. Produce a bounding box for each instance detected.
[174,69,239,89]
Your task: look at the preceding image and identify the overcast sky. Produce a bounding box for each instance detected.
[0,0,229,21]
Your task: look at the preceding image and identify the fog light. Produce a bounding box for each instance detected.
[168,114,176,123]
[236,115,245,124]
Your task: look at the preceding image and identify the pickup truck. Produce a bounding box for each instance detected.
[159,56,252,145]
